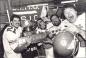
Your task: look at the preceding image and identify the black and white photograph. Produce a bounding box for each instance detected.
[0,0,86,58]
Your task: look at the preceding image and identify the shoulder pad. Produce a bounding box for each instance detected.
[7,26,14,32]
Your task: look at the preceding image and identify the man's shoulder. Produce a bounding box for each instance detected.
[47,22,53,29]
[78,12,85,17]
[6,26,14,32]
[75,12,85,30]
[77,12,85,21]
[3,26,15,38]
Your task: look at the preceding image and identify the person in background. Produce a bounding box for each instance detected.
[36,18,47,33]
[36,18,47,57]
[45,14,61,58]
[22,20,38,58]
[22,19,48,58]
[36,17,58,58]
[60,4,86,58]
[46,14,74,58]
[47,14,61,39]
[2,14,32,58]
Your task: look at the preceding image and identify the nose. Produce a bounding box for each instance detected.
[68,13,73,18]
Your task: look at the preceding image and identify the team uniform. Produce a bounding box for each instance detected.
[44,22,59,58]
[59,12,86,58]
[3,26,23,58]
[47,22,74,58]
[74,12,86,58]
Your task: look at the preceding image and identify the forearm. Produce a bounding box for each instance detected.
[30,32,47,43]
[10,37,30,53]
[10,32,47,52]
[79,29,86,40]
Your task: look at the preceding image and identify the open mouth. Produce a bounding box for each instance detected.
[69,15,74,19]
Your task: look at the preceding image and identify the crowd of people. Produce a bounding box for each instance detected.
[1,4,86,58]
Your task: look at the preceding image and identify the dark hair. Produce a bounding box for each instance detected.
[63,4,77,11]
[50,14,59,21]
[61,4,77,20]
[10,14,21,21]
[37,18,43,22]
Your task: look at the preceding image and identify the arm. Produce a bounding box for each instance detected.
[13,37,31,53]
[62,21,86,41]
[30,32,48,43]
[78,29,86,40]
[6,31,31,53]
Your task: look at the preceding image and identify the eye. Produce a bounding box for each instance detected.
[65,25,68,27]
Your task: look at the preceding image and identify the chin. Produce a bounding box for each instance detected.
[15,26,19,28]
[53,24,59,26]
[69,20,75,23]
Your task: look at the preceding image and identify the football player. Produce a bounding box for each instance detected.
[3,14,31,58]
[60,4,86,58]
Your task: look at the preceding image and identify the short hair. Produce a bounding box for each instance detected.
[10,14,21,21]
[63,4,77,11]
[50,14,59,21]
[37,18,43,21]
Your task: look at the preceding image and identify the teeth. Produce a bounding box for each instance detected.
[69,16,73,18]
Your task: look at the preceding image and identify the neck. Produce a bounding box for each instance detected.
[11,25,18,29]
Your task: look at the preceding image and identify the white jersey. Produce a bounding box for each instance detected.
[59,12,86,58]
[47,22,59,34]
[36,27,46,34]
[3,26,22,58]
[74,12,86,58]
[74,12,85,30]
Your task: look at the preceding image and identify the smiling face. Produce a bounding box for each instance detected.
[51,15,61,26]
[11,17,20,28]
[64,7,77,23]
[37,19,46,29]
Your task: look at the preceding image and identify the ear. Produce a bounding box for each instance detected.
[10,21,12,24]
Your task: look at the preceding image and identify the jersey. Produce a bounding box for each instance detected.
[74,12,86,58]
[47,22,60,35]
[74,12,85,30]
[3,26,23,58]
[59,12,86,58]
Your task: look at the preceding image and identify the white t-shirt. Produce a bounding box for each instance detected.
[3,26,22,58]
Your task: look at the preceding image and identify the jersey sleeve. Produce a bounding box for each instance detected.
[5,31,17,43]
[5,29,27,53]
